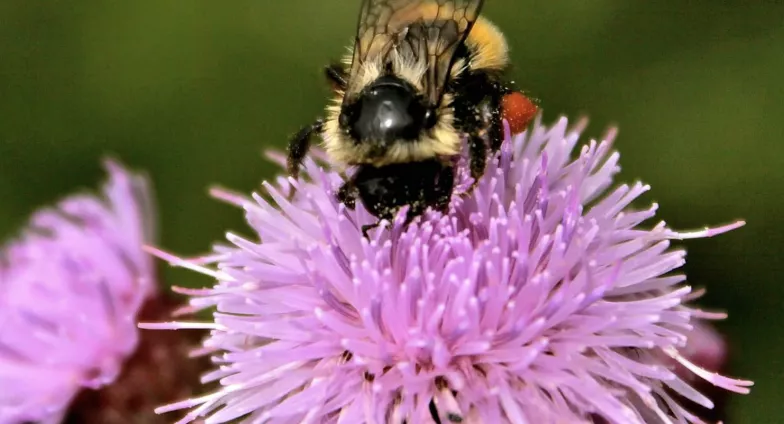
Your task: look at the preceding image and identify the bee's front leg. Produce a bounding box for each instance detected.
[435,165,455,212]
[463,133,488,197]
[287,119,324,180]
[324,63,347,90]
[361,222,381,239]
[338,178,379,238]
[487,89,505,152]
[337,178,358,210]
[286,119,324,200]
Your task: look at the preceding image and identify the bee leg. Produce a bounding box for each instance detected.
[361,222,380,239]
[488,88,506,152]
[287,119,324,179]
[434,164,455,212]
[340,177,379,239]
[337,179,358,210]
[325,63,348,90]
[462,134,488,197]
[286,119,324,199]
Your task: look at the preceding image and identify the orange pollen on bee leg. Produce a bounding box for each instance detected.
[501,92,538,135]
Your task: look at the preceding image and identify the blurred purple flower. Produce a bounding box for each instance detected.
[146,117,752,423]
[0,160,156,424]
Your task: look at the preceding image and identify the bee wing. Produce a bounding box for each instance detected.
[348,0,485,105]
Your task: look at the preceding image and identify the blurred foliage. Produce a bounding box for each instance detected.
[1,1,782,422]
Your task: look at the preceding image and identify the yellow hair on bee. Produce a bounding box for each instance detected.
[465,17,509,71]
[391,50,428,92]
[341,48,428,97]
[352,61,382,96]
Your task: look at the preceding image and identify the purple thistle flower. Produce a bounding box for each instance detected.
[145,117,752,423]
[0,160,156,424]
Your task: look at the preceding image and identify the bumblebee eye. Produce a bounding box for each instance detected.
[424,108,437,129]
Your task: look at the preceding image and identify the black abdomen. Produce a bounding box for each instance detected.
[354,160,454,221]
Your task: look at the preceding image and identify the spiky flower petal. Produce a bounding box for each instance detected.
[148,118,751,423]
[0,160,155,424]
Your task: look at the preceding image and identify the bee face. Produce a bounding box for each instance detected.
[339,75,436,159]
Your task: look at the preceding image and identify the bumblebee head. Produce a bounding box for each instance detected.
[339,75,437,155]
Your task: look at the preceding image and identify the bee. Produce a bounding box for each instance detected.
[287,0,537,237]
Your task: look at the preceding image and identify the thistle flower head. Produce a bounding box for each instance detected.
[150,117,751,423]
[0,160,155,423]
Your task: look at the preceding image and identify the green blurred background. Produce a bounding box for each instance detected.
[1,1,781,421]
